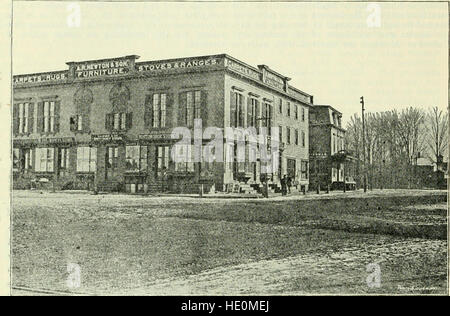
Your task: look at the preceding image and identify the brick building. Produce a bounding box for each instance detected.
[12,54,313,193]
[309,105,356,191]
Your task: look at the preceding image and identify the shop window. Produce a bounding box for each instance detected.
[35,147,54,172]
[13,148,20,172]
[174,144,194,173]
[76,146,96,173]
[301,161,309,180]
[126,146,148,172]
[23,148,32,172]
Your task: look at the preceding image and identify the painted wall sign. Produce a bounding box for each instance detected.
[92,134,125,142]
[40,137,75,145]
[264,72,285,91]
[225,59,261,81]
[13,72,68,85]
[137,58,219,72]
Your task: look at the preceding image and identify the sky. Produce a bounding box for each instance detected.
[12,1,448,126]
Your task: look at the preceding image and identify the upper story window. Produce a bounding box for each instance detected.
[153,93,167,128]
[13,102,34,135]
[247,97,259,128]
[302,130,306,147]
[37,100,60,134]
[145,92,172,129]
[287,102,291,117]
[278,98,283,114]
[302,107,305,122]
[286,127,291,144]
[178,90,204,128]
[106,112,132,131]
[72,87,93,134]
[295,129,299,145]
[230,91,244,128]
[295,104,298,120]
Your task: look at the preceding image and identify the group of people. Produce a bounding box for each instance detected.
[280,175,293,196]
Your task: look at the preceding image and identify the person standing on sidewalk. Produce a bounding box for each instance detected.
[287,176,292,194]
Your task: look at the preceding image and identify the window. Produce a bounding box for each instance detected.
[174,144,194,172]
[279,126,283,143]
[152,93,167,128]
[70,115,83,132]
[44,101,55,133]
[301,161,308,180]
[23,148,32,171]
[302,130,306,147]
[302,107,305,122]
[231,92,244,128]
[262,102,272,135]
[106,112,131,131]
[76,146,96,172]
[35,147,54,172]
[58,148,70,177]
[295,104,298,120]
[156,146,170,177]
[247,98,258,128]
[126,146,148,172]
[287,102,291,117]
[184,91,202,128]
[295,129,299,145]
[18,103,29,134]
[59,148,70,169]
[13,148,20,172]
[278,98,283,114]
[106,146,118,179]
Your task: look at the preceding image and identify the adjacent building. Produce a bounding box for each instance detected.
[12,54,313,193]
[308,105,356,191]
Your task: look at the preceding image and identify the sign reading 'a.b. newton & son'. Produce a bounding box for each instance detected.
[75,60,130,79]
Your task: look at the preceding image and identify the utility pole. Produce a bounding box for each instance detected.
[361,96,367,192]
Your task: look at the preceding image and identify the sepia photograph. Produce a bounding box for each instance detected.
[6,0,449,298]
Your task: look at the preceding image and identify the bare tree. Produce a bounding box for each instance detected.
[426,106,448,165]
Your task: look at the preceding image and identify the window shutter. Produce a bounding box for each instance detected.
[255,100,260,131]
[230,91,236,128]
[166,93,174,128]
[83,113,90,133]
[105,113,112,131]
[28,103,34,133]
[144,95,153,128]
[238,95,244,127]
[69,116,76,132]
[13,104,19,135]
[126,112,133,130]
[200,91,207,127]
[36,102,44,133]
[54,100,61,133]
[178,92,187,126]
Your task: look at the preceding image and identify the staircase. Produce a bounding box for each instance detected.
[97,181,122,192]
